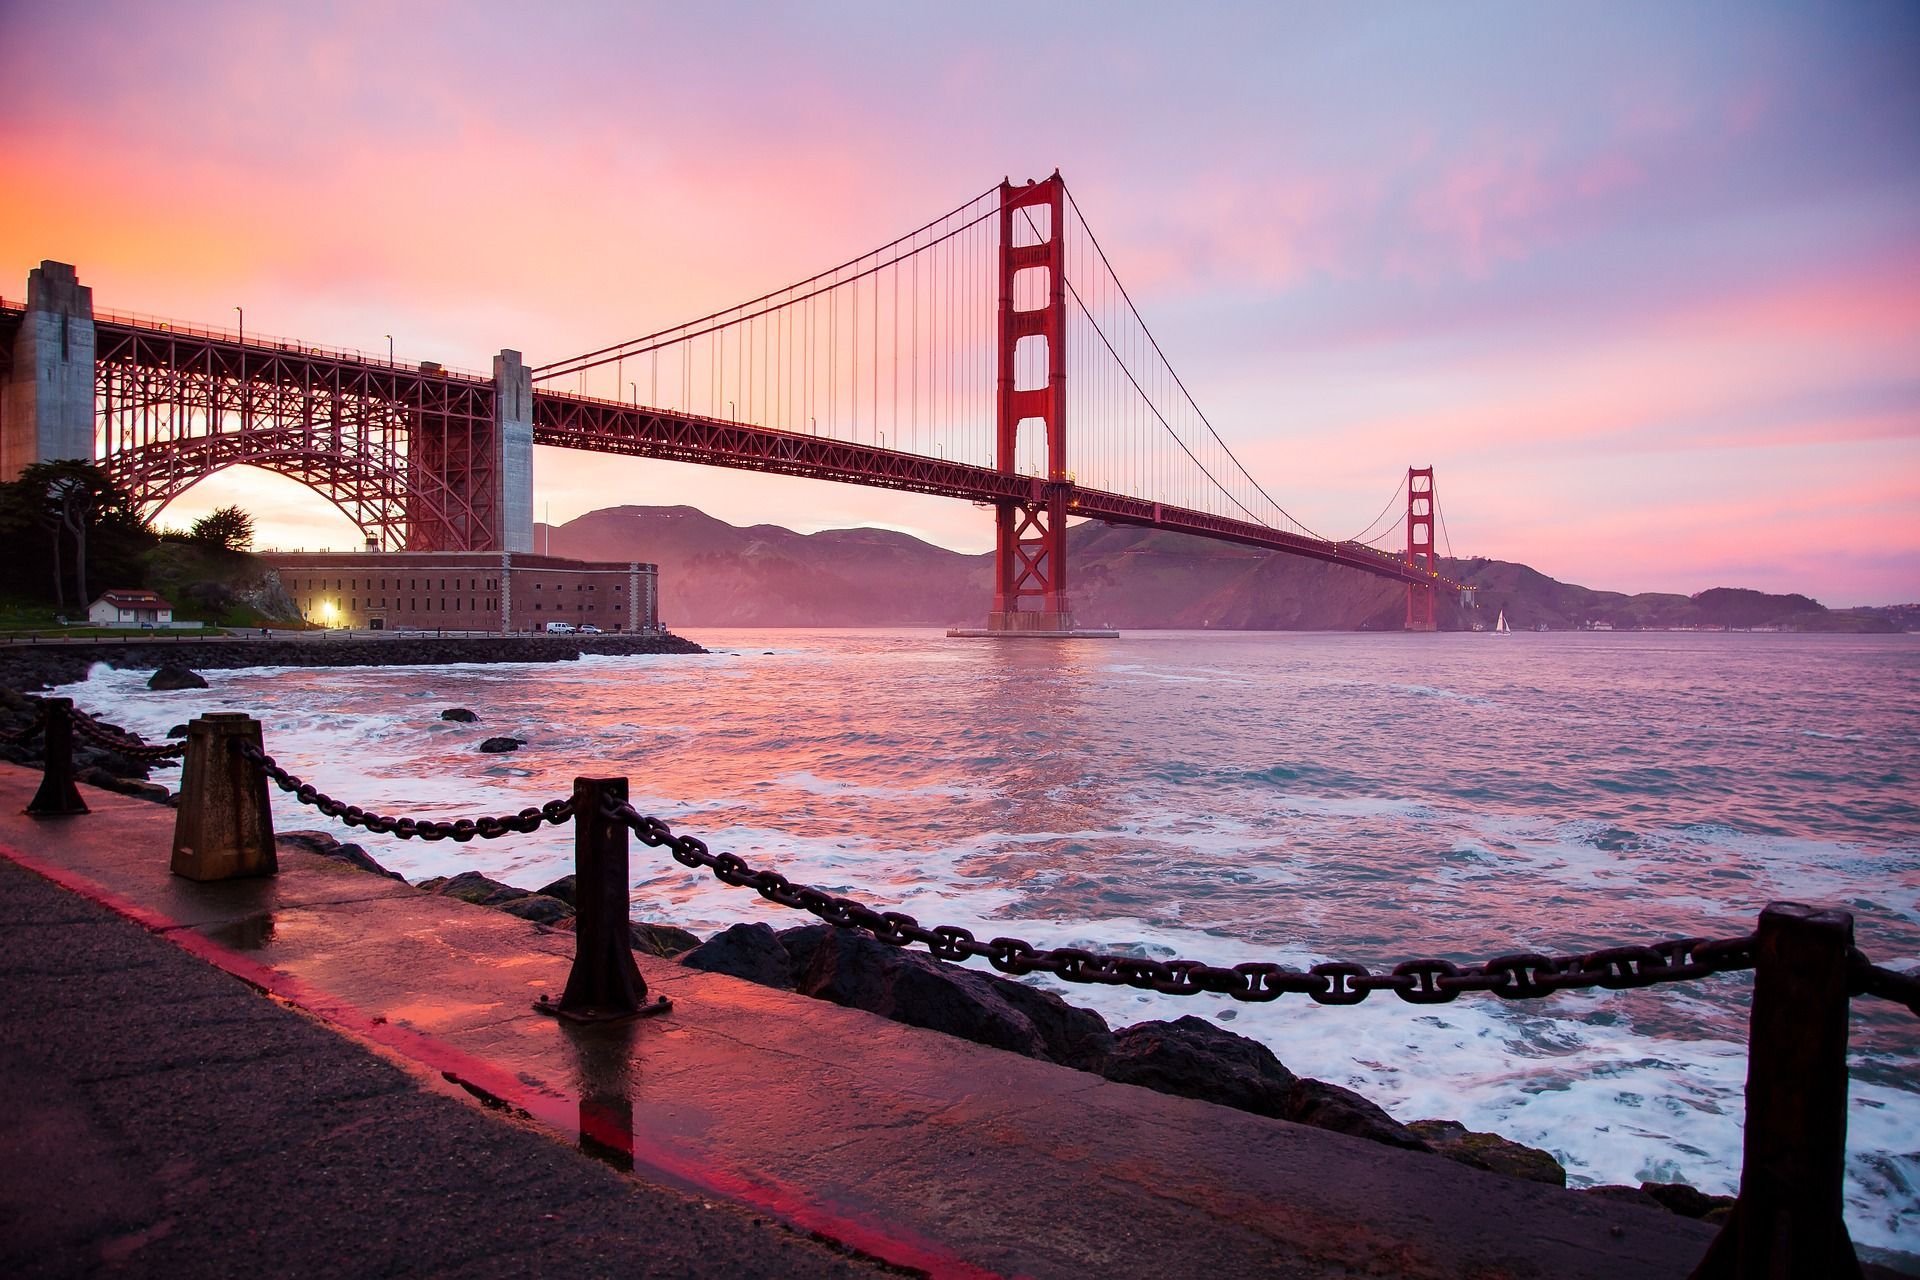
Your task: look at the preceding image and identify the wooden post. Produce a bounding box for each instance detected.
[538,776,669,1023]
[170,713,277,881]
[26,697,88,817]
[1690,902,1861,1279]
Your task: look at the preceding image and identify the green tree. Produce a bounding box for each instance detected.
[0,462,147,609]
[188,505,254,552]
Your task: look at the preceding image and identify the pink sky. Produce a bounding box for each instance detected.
[2,2,1915,605]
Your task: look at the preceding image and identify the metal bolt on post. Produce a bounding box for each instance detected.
[26,697,88,817]
[1690,902,1863,1279]
[170,713,277,881]
[537,776,670,1024]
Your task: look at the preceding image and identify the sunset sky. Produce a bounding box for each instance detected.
[2,2,1915,605]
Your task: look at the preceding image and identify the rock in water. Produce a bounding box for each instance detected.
[681,922,797,989]
[536,874,576,906]
[1407,1119,1566,1186]
[440,707,478,722]
[165,724,188,738]
[477,736,519,753]
[148,664,209,690]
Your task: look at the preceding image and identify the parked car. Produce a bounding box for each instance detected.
[578,624,602,634]
[543,621,576,634]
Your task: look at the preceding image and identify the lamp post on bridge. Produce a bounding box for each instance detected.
[385,334,394,365]
[234,306,246,429]
[630,381,637,405]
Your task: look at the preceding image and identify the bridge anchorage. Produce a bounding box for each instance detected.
[2,170,1465,630]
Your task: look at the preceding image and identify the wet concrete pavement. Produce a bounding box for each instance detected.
[0,764,1728,1278]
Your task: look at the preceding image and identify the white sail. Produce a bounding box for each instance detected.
[1495,609,1511,633]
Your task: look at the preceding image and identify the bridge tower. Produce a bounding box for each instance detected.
[1,261,96,481]
[1405,465,1437,631]
[986,173,1077,634]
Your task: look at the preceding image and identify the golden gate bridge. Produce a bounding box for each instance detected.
[0,172,1463,632]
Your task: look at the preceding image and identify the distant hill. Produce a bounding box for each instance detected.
[539,506,1904,633]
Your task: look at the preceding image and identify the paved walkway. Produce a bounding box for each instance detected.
[0,765,1727,1278]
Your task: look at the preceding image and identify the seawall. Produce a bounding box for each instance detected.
[0,631,706,692]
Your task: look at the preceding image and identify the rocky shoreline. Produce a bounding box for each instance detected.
[0,632,707,693]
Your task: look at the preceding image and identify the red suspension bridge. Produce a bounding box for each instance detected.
[0,172,1464,631]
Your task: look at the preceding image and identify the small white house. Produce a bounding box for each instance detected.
[88,590,175,627]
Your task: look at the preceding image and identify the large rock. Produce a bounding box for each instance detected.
[1285,1077,1431,1151]
[631,921,701,958]
[76,766,171,806]
[536,874,576,906]
[1581,1184,1665,1210]
[419,870,530,908]
[1102,1015,1298,1118]
[1640,1181,1735,1220]
[496,894,575,926]
[440,708,478,722]
[1407,1120,1566,1187]
[681,922,796,990]
[477,736,520,754]
[785,925,1115,1068]
[147,664,209,690]
[1102,1016,1429,1151]
[276,829,405,881]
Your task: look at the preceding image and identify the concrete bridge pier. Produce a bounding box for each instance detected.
[494,349,533,553]
[1,261,96,481]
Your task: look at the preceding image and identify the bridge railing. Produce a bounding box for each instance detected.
[84,302,491,382]
[11,705,1915,1275]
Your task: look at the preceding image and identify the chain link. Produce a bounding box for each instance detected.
[605,798,1760,1006]
[69,709,188,763]
[237,741,573,840]
[1850,950,1920,1016]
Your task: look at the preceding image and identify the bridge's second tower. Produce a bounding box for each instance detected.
[986,174,1078,634]
[1406,466,1437,631]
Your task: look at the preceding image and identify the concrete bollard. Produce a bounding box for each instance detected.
[26,697,88,817]
[538,776,670,1024]
[1690,902,1862,1279]
[170,713,277,881]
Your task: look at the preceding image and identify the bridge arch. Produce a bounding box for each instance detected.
[102,428,463,551]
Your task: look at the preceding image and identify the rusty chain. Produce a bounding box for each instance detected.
[1850,951,1920,1016]
[237,741,572,841]
[604,797,1762,1006]
[69,709,188,763]
[210,747,1917,1017]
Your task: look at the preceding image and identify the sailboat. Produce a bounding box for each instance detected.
[1494,609,1512,634]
